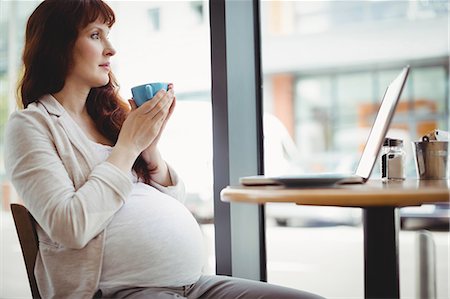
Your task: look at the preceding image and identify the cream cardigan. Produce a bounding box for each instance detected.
[5,94,184,298]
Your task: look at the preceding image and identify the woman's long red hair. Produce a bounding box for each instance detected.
[18,0,151,183]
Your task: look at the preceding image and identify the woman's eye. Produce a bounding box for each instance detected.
[91,33,100,39]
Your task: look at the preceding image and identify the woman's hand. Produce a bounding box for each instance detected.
[132,84,176,185]
[137,84,176,163]
[107,85,175,174]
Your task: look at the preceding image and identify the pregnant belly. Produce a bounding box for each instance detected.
[100,183,205,288]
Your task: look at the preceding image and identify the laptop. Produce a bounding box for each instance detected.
[240,66,410,187]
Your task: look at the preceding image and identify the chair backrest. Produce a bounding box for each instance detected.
[10,203,41,299]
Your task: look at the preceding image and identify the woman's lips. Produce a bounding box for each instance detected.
[99,62,110,70]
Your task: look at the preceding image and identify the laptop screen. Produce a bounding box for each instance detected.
[355,66,410,180]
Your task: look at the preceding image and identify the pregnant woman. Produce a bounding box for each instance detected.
[5,1,325,298]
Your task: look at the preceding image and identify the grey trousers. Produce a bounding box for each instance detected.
[99,275,325,299]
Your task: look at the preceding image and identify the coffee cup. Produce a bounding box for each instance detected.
[131,82,169,107]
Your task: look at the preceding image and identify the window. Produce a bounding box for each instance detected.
[260,1,449,298]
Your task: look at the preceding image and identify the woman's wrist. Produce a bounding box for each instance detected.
[107,143,139,174]
[143,149,172,186]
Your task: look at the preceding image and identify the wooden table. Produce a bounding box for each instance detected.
[221,179,450,299]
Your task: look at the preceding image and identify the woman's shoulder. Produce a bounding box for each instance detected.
[8,105,49,129]
[9,95,64,123]
[6,98,62,140]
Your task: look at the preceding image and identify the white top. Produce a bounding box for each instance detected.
[90,142,205,289]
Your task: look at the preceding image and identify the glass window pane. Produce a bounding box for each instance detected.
[260,1,449,298]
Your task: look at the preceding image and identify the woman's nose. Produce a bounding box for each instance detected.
[104,40,116,57]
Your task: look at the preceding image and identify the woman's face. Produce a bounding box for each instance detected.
[68,19,116,89]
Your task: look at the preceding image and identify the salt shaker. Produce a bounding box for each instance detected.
[381,138,405,182]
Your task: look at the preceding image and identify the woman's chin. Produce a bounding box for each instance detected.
[94,79,110,88]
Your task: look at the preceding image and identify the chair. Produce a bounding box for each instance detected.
[10,203,41,299]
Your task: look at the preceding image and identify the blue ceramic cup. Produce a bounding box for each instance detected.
[131,82,169,107]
